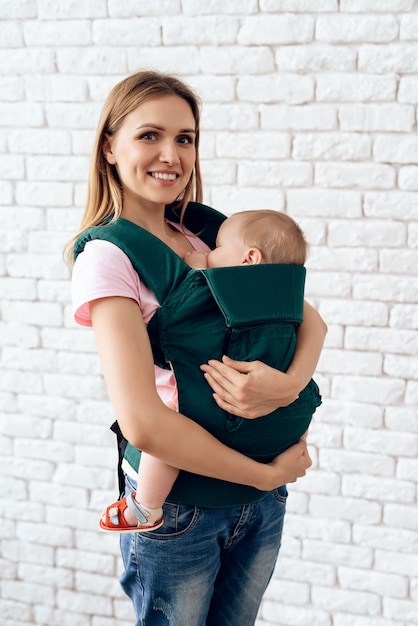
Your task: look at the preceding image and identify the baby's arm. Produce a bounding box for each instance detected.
[183,250,209,269]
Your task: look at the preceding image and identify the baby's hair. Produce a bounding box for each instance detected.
[234,210,308,265]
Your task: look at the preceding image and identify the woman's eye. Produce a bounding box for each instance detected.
[140,132,157,141]
[177,135,194,145]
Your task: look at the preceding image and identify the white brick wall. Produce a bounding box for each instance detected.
[1,2,417,625]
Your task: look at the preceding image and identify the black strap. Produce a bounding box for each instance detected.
[110,421,128,499]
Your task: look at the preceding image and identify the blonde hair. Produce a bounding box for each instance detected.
[234,210,308,265]
[65,70,203,264]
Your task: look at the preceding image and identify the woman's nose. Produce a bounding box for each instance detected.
[159,140,180,165]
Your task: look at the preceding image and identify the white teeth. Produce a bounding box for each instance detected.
[151,172,177,181]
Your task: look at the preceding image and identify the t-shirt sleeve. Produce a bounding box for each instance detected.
[72,239,141,327]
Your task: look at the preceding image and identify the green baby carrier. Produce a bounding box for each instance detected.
[74,202,321,507]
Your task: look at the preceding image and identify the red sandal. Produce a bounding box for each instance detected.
[99,492,163,533]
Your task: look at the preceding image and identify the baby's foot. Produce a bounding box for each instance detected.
[99,493,163,533]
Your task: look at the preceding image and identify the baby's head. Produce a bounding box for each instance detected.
[208,210,308,268]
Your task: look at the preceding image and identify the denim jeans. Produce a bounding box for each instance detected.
[119,476,287,626]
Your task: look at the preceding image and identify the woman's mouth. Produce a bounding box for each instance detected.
[150,172,179,181]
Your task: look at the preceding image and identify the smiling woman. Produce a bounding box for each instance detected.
[102,96,197,243]
[66,70,326,626]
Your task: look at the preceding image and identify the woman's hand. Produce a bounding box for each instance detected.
[266,439,312,489]
[200,355,301,419]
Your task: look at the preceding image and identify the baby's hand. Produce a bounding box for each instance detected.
[183,251,209,269]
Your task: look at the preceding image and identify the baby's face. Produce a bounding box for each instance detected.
[207,214,248,268]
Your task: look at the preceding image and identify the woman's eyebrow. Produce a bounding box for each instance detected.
[136,123,196,133]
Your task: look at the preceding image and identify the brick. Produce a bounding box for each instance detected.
[261,104,337,130]
[56,548,115,576]
[374,134,418,164]
[217,131,290,159]
[312,585,381,615]
[364,191,418,220]
[398,165,418,190]
[276,44,355,71]
[287,512,351,542]
[93,18,161,45]
[381,249,418,274]
[0,0,36,18]
[0,48,55,74]
[329,219,406,247]
[315,162,396,189]
[37,0,106,18]
[2,300,62,326]
[56,48,127,74]
[309,246,378,271]
[319,349,382,375]
[346,326,417,355]
[0,321,40,348]
[43,373,107,400]
[317,15,398,43]
[409,223,418,248]
[264,577,310,604]
[288,188,361,216]
[397,457,418,481]
[333,374,405,404]
[200,46,274,74]
[127,46,199,74]
[201,159,236,185]
[186,75,236,102]
[0,76,24,100]
[383,597,418,624]
[310,495,382,523]
[341,0,414,10]
[25,75,88,102]
[210,185,285,214]
[262,0,337,9]
[2,580,55,607]
[164,16,238,44]
[359,44,418,73]
[293,132,371,160]
[57,588,112,616]
[0,21,23,47]
[376,550,418,577]
[109,0,181,16]
[8,129,72,154]
[316,74,396,102]
[344,426,418,457]
[342,474,415,503]
[46,102,102,129]
[400,14,418,39]
[238,14,314,44]
[304,539,373,567]
[384,503,418,530]
[319,299,388,326]
[398,76,418,103]
[339,104,415,131]
[238,160,312,187]
[238,74,314,104]
[18,563,73,589]
[202,104,258,130]
[23,19,91,45]
[16,182,73,207]
[353,274,418,303]
[187,0,258,13]
[0,102,44,128]
[28,156,89,183]
[0,155,24,179]
[319,448,395,477]
[389,304,418,330]
[383,355,418,379]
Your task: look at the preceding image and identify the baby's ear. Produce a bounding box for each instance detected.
[244,247,263,265]
[103,134,116,164]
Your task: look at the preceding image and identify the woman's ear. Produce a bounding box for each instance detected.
[103,134,116,164]
[244,247,263,265]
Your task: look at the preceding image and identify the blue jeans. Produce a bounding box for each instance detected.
[119,476,287,626]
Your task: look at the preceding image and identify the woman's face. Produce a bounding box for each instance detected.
[104,95,196,215]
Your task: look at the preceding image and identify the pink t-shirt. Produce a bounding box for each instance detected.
[72,221,210,406]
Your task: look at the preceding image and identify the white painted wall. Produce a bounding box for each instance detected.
[1,1,417,625]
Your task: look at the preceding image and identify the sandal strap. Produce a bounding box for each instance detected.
[126,493,149,524]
